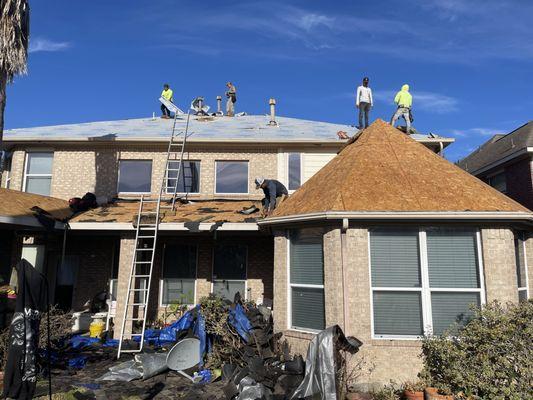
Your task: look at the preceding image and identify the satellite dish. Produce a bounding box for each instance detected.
[191,97,210,116]
[166,337,202,382]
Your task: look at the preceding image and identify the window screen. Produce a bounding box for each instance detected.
[431,292,479,335]
[215,161,248,193]
[118,160,152,193]
[292,287,325,331]
[290,231,324,285]
[167,161,200,194]
[288,153,301,190]
[373,291,423,336]
[25,152,53,195]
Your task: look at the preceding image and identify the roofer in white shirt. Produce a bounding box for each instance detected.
[356,77,373,129]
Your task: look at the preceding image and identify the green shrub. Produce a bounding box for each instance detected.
[420,300,533,400]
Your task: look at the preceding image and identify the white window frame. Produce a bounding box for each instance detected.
[159,243,198,307]
[117,159,153,195]
[211,244,248,300]
[516,232,530,300]
[23,152,54,195]
[165,160,201,195]
[287,153,303,193]
[214,160,249,195]
[368,227,486,340]
[287,230,325,334]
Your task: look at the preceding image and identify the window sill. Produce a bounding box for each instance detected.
[283,329,317,341]
[370,338,422,348]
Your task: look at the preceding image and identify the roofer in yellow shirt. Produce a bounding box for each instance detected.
[161,84,174,119]
[390,84,413,132]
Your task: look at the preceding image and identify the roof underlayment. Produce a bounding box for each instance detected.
[3,114,452,145]
[266,120,532,221]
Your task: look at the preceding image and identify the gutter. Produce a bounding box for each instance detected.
[259,211,533,225]
[0,215,66,230]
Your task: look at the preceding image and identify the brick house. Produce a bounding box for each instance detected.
[260,120,533,385]
[457,121,533,211]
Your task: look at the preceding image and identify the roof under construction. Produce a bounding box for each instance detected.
[265,119,531,221]
[3,114,453,146]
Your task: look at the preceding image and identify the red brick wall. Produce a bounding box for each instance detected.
[504,158,533,211]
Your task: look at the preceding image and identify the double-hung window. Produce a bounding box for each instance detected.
[215,161,248,194]
[289,229,325,331]
[288,153,302,191]
[161,244,197,305]
[213,244,247,300]
[166,161,200,194]
[24,152,53,195]
[370,227,483,338]
[515,232,530,301]
[118,160,152,194]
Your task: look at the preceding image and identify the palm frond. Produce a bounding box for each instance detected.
[0,0,30,82]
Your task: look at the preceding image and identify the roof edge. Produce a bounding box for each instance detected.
[259,211,533,225]
[68,221,259,231]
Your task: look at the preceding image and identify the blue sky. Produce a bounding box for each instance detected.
[5,0,533,161]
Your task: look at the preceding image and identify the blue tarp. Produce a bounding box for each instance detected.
[68,355,88,369]
[228,303,253,343]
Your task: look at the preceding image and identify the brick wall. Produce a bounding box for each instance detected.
[6,144,278,201]
[504,158,533,211]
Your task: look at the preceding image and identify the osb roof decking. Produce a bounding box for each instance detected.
[0,189,71,220]
[271,119,530,218]
[70,199,261,224]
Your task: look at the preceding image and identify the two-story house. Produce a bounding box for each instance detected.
[0,109,453,317]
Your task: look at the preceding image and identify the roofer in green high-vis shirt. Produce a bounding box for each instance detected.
[390,84,413,132]
[161,84,174,119]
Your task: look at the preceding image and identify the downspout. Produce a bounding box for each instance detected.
[340,218,349,333]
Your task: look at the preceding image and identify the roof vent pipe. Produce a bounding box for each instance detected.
[216,96,222,114]
[269,98,277,126]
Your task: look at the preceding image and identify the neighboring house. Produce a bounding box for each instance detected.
[260,120,533,385]
[457,121,533,211]
[0,110,453,317]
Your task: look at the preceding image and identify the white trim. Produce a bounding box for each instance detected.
[521,236,530,299]
[159,243,198,307]
[117,159,153,195]
[260,211,533,225]
[67,221,259,231]
[290,283,324,289]
[23,151,53,195]
[369,227,486,340]
[214,160,250,195]
[0,215,66,229]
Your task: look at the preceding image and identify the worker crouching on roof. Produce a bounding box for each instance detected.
[226,82,237,117]
[161,84,174,119]
[255,177,288,218]
[390,84,413,132]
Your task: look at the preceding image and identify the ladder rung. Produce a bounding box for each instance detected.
[135,248,155,251]
[130,288,149,291]
[134,261,152,264]
[140,211,158,215]
[138,235,155,239]
[129,303,148,306]
[132,274,151,278]
[125,318,145,321]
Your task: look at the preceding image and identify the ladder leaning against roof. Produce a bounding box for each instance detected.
[117,102,192,358]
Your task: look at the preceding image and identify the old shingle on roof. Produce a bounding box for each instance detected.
[271,119,530,217]
[0,189,71,220]
[456,121,533,173]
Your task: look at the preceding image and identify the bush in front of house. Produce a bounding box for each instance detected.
[420,300,533,399]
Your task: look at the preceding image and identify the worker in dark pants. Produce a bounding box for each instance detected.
[356,77,373,129]
[255,177,288,217]
[161,83,174,119]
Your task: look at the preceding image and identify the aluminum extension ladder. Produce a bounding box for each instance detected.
[117,110,192,358]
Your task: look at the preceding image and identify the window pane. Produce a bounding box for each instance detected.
[427,229,479,288]
[213,280,245,301]
[489,172,506,193]
[25,177,52,196]
[290,230,323,285]
[431,292,479,335]
[163,245,197,279]
[373,291,423,336]
[292,287,325,331]
[118,160,152,193]
[370,229,421,288]
[163,279,195,304]
[515,237,527,288]
[518,290,528,302]
[27,152,53,174]
[167,161,200,194]
[215,161,248,193]
[213,244,246,280]
[288,153,301,190]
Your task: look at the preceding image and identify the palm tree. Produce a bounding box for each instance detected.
[0,0,30,150]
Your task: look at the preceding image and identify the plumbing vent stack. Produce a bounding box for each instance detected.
[216,96,222,113]
[269,98,277,126]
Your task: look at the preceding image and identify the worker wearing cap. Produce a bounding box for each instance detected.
[161,84,174,119]
[356,77,373,129]
[255,177,288,217]
[390,84,413,132]
[225,82,237,117]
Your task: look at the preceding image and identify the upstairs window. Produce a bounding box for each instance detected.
[370,227,483,338]
[166,161,200,194]
[515,232,530,301]
[118,160,152,194]
[24,152,53,196]
[161,244,197,305]
[288,153,302,191]
[488,171,507,193]
[215,161,248,194]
